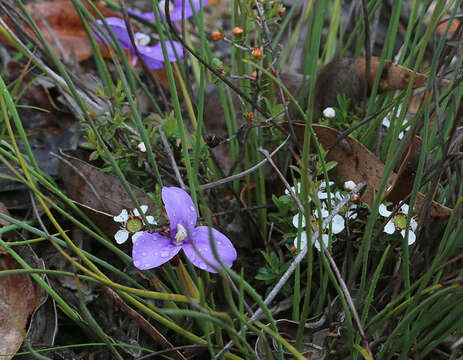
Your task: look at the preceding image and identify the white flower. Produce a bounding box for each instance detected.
[322,107,336,119]
[291,206,345,252]
[317,181,335,200]
[379,203,418,245]
[285,182,301,196]
[137,142,147,153]
[344,180,356,191]
[382,105,410,140]
[113,205,156,244]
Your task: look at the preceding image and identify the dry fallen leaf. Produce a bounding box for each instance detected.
[0,251,39,359]
[58,150,159,237]
[0,0,119,62]
[355,56,428,93]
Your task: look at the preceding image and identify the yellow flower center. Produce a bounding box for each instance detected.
[174,224,187,245]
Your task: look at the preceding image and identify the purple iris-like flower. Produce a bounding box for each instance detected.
[127,0,207,22]
[132,187,237,273]
[94,17,183,69]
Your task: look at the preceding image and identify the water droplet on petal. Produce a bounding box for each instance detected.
[217,241,222,245]
[160,250,169,258]
[134,261,140,267]
[142,252,147,257]
[199,262,207,269]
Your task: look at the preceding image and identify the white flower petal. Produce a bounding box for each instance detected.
[133,205,148,217]
[313,234,329,252]
[400,204,410,214]
[114,209,129,223]
[132,231,143,243]
[398,132,404,140]
[115,229,129,244]
[145,216,156,225]
[320,208,329,218]
[401,230,416,245]
[382,117,391,128]
[293,231,307,251]
[292,213,306,228]
[410,218,418,231]
[384,221,396,234]
[318,191,328,199]
[331,215,345,234]
[379,204,392,217]
[344,180,356,191]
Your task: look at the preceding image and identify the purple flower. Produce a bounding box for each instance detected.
[94,17,183,69]
[127,0,208,22]
[132,187,237,273]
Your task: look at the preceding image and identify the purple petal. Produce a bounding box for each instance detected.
[134,41,183,69]
[132,232,181,270]
[95,17,131,49]
[183,226,237,273]
[127,8,155,21]
[162,187,197,237]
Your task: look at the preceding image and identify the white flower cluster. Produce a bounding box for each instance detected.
[288,180,359,252]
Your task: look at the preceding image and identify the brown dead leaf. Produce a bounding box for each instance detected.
[355,57,428,93]
[385,135,422,205]
[58,150,158,236]
[287,123,451,221]
[0,0,119,62]
[0,202,11,227]
[0,252,39,359]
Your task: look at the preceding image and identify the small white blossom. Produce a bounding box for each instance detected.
[322,107,336,119]
[137,142,147,153]
[382,105,410,140]
[379,203,418,245]
[113,205,156,244]
[344,180,357,191]
[291,206,345,252]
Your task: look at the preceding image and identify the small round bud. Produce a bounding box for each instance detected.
[344,180,356,191]
[232,26,244,36]
[250,71,257,79]
[251,48,263,59]
[211,30,224,41]
[322,107,336,118]
[278,7,286,17]
[246,112,254,121]
[137,142,147,153]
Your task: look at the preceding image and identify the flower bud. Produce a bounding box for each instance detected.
[211,30,224,41]
[250,71,257,79]
[232,26,244,36]
[251,48,263,59]
[246,112,254,121]
[278,7,286,17]
[322,107,336,118]
[137,142,147,153]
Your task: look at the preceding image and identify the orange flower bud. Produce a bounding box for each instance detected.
[232,26,244,36]
[250,71,257,79]
[251,48,263,59]
[211,30,224,41]
[246,112,254,121]
[278,7,286,17]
